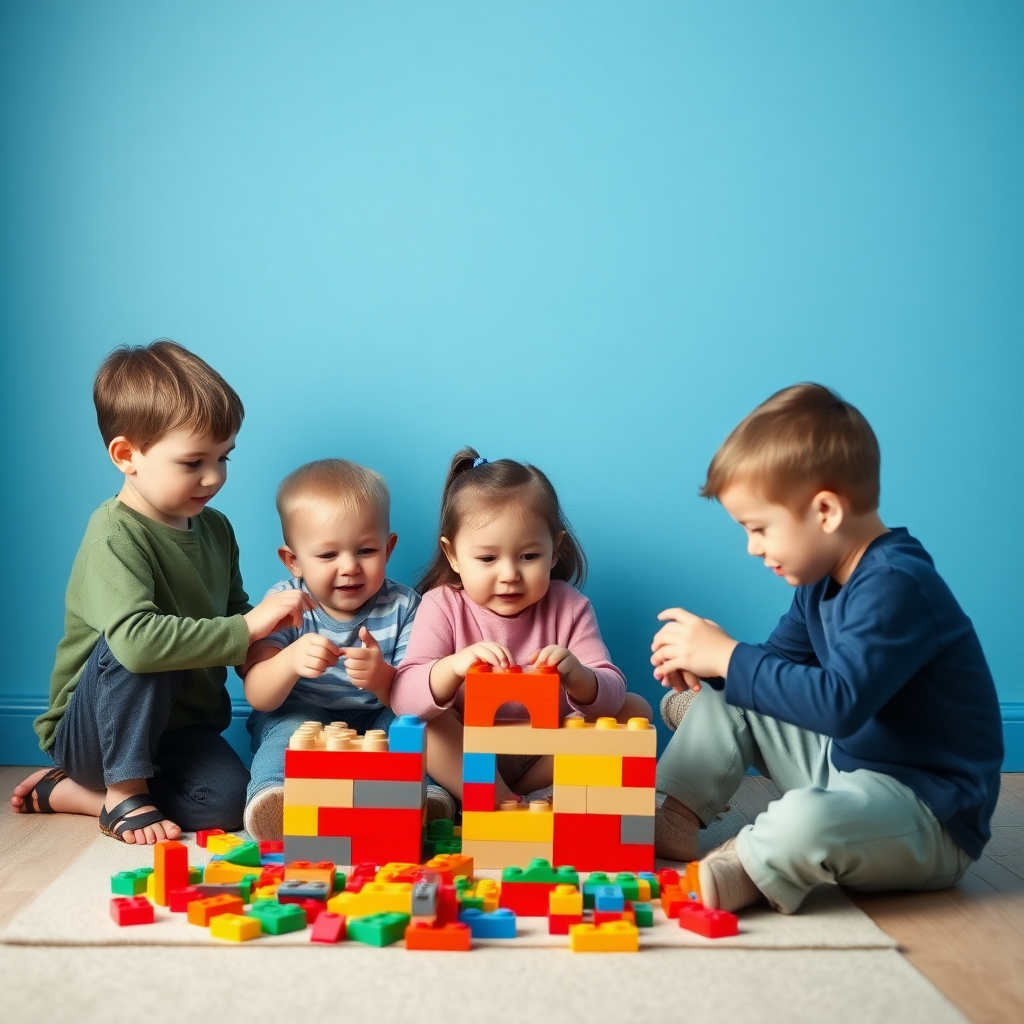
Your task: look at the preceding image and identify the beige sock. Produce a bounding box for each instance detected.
[697,838,763,912]
[244,786,284,842]
[654,803,700,862]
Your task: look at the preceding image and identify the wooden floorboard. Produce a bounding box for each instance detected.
[1,765,1022,1022]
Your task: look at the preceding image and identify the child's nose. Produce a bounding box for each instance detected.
[337,553,359,574]
[498,559,520,581]
[747,535,762,557]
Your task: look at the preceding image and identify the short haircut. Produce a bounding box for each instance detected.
[276,460,391,546]
[701,383,881,513]
[94,339,244,452]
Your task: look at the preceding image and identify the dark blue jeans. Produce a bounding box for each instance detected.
[51,636,248,831]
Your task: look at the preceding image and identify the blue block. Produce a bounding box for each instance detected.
[462,752,497,784]
[593,885,625,912]
[459,908,516,939]
[260,853,284,865]
[387,714,427,753]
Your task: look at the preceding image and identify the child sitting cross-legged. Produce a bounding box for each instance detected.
[652,384,1003,914]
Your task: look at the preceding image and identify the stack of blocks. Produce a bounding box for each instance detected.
[283,715,427,865]
[460,664,657,870]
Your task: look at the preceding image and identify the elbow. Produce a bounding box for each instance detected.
[829,705,871,739]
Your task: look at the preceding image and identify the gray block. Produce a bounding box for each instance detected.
[411,879,438,916]
[620,814,655,846]
[284,835,352,865]
[277,879,331,901]
[353,779,426,809]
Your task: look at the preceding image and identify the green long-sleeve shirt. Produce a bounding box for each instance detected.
[34,498,253,752]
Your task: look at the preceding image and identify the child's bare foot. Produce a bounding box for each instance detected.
[11,767,103,816]
[100,782,181,845]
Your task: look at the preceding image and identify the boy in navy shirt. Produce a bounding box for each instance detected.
[652,383,1003,914]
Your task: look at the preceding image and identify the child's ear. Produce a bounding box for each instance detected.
[439,536,459,574]
[108,437,138,474]
[384,533,398,562]
[278,545,302,578]
[814,491,845,534]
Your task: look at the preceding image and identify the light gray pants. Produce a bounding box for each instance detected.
[656,685,972,913]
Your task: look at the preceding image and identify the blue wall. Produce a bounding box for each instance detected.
[2,1,1022,768]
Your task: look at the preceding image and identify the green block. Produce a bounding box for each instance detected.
[454,876,471,892]
[611,872,640,901]
[502,859,579,888]
[458,895,484,911]
[347,912,410,947]
[333,872,347,894]
[248,901,307,935]
[633,902,654,928]
[222,841,262,868]
[238,875,259,904]
[427,818,455,840]
[435,838,461,854]
[188,866,203,885]
[111,869,151,896]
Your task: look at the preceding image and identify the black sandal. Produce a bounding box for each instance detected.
[99,794,167,842]
[19,767,67,813]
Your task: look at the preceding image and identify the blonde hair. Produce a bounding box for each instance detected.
[93,339,243,452]
[277,459,391,546]
[701,383,880,513]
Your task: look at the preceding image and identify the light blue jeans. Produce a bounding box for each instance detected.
[656,685,973,913]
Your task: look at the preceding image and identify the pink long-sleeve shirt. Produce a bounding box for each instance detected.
[391,580,627,721]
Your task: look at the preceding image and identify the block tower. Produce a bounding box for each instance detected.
[460,664,657,871]
[283,715,426,865]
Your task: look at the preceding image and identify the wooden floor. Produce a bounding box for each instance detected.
[1,766,1021,1023]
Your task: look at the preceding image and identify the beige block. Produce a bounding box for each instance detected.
[460,838,554,870]
[463,721,656,758]
[586,785,656,816]
[552,784,588,814]
[283,777,354,808]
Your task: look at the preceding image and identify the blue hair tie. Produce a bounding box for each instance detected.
[472,457,489,468]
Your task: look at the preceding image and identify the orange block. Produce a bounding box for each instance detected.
[187,895,244,926]
[463,664,561,729]
[153,840,189,907]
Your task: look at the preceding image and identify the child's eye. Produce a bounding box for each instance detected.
[476,556,496,564]
[521,553,541,561]
[219,455,231,463]
[182,460,201,469]
[357,548,377,556]
[318,552,337,560]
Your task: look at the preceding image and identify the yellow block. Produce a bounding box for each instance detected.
[282,804,318,836]
[146,872,156,901]
[636,879,651,902]
[549,884,583,915]
[283,777,354,808]
[462,720,656,758]
[570,921,639,952]
[552,784,588,814]
[459,838,554,870]
[206,833,245,855]
[210,913,262,942]
[462,807,554,843]
[553,754,622,788]
[202,860,261,884]
[327,881,413,918]
[586,785,656,816]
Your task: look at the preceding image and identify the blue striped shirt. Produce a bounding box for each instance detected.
[261,577,420,710]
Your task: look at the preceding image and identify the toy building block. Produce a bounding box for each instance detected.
[463,717,657,758]
[376,862,422,884]
[505,859,580,887]
[462,751,497,784]
[639,872,660,898]
[203,859,264,885]
[195,828,225,848]
[283,805,318,836]
[286,749,423,782]
[553,813,652,873]
[551,784,588,814]
[592,885,625,913]
[257,864,286,888]
[248,901,308,935]
[284,777,354,808]
[620,814,655,846]
[548,912,584,935]
[351,834,422,866]
[153,839,189,907]
[657,868,680,889]
[553,754,622,789]
[311,911,347,943]
[210,913,262,942]
[188,866,203,885]
[146,873,156,901]
[633,902,654,928]
[461,781,497,812]
[327,881,414,918]
[459,908,516,939]
[678,903,739,939]
[111,868,152,896]
[462,804,553,843]
[206,833,245,855]
[222,841,262,868]
[405,920,471,951]
[460,838,554,870]
[187,894,245,926]
[195,879,257,903]
[593,908,631,926]
[660,884,689,919]
[586,786,656,817]
[386,715,427,753]
[296,898,326,923]
[317,806,424,838]
[277,880,331,903]
[253,884,280,903]
[633,878,652,903]
[169,886,202,912]
[421,853,474,884]
[684,861,702,903]
[284,836,352,866]
[434,884,459,926]
[463,663,562,729]
[110,897,155,926]
[352,779,425,810]
[607,873,641,901]
[411,879,438,917]
[347,911,411,947]
[259,839,285,855]
[549,884,584,916]
[284,860,336,887]
[569,921,640,952]
[621,756,657,788]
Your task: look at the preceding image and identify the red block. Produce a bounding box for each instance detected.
[110,896,155,926]
[350,834,422,866]
[196,829,225,848]
[552,813,653,873]
[169,886,202,912]
[461,781,496,812]
[297,898,326,922]
[285,748,423,781]
[678,902,739,938]
[621,757,657,788]
[657,867,680,889]
[547,912,583,935]
[594,908,632,926]
[311,911,346,944]
[257,865,286,888]
[318,806,423,839]
[435,884,459,925]
[259,840,284,855]
[499,881,558,917]
[405,921,471,951]
[153,840,189,907]
[661,884,689,919]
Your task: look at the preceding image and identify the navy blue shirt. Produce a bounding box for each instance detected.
[726,528,1002,860]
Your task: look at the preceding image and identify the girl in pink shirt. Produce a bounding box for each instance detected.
[391,447,652,805]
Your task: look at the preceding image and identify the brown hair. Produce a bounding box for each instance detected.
[416,447,587,594]
[701,383,881,513]
[93,339,243,452]
[276,459,391,547]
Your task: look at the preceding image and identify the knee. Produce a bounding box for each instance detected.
[183,757,249,832]
[762,786,843,855]
[619,691,654,722]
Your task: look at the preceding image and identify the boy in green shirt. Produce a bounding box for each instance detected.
[10,340,312,844]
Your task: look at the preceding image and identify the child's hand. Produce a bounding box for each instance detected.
[289,633,342,678]
[661,668,704,693]
[529,646,581,677]
[451,642,515,679]
[342,627,395,695]
[244,590,316,641]
[651,607,738,682]
[530,647,598,705]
